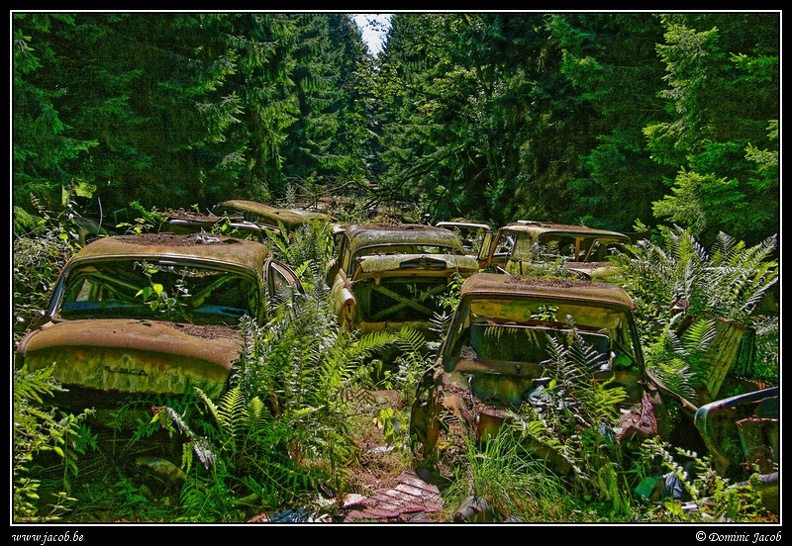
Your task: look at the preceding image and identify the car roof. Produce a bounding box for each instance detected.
[459,272,635,309]
[72,233,272,271]
[345,223,466,254]
[436,220,492,231]
[216,200,331,229]
[156,208,274,240]
[499,220,631,241]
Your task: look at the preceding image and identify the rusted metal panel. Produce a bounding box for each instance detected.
[73,232,271,274]
[346,223,466,256]
[501,220,631,240]
[20,319,239,397]
[216,200,330,230]
[694,387,779,477]
[342,470,443,522]
[460,272,636,309]
[358,253,479,273]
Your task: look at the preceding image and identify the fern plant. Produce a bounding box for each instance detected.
[610,225,779,396]
[634,438,771,522]
[13,197,79,343]
[13,364,93,522]
[151,254,404,519]
[610,224,778,335]
[115,200,163,234]
[506,330,631,506]
[644,318,716,399]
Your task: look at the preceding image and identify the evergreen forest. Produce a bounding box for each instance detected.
[13,12,779,247]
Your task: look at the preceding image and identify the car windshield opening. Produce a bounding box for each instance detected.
[58,260,259,325]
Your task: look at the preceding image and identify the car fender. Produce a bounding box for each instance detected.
[331,273,356,327]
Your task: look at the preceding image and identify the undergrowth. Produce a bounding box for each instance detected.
[12,204,779,523]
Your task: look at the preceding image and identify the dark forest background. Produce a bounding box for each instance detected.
[12,12,780,248]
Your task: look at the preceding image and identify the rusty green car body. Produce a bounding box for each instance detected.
[479,220,631,279]
[435,220,492,257]
[695,387,779,471]
[157,208,275,241]
[212,200,331,233]
[158,200,331,240]
[327,223,480,339]
[14,232,302,422]
[410,273,668,472]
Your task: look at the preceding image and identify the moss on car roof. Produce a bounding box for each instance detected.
[500,220,631,241]
[460,272,635,309]
[217,200,330,229]
[345,223,466,256]
[73,233,272,269]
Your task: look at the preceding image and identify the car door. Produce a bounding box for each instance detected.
[264,258,304,317]
[479,229,514,272]
[325,228,349,286]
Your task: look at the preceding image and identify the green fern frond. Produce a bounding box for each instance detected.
[353,329,402,355]
[215,386,249,449]
[645,331,698,397]
[587,376,629,423]
[395,324,427,354]
[195,387,221,425]
[13,363,64,404]
[245,396,271,425]
[678,317,717,355]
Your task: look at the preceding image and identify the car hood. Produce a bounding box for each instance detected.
[358,253,479,274]
[17,318,242,398]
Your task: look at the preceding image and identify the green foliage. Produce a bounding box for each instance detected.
[13,210,77,342]
[13,364,93,522]
[635,438,771,522]
[555,13,671,231]
[645,14,779,246]
[373,407,404,447]
[265,219,336,285]
[147,249,403,519]
[115,201,164,234]
[610,225,778,433]
[610,225,778,336]
[645,323,710,399]
[652,169,738,238]
[446,428,569,522]
[390,325,433,389]
[506,330,630,502]
[752,315,779,382]
[12,13,371,217]
[133,260,190,318]
[12,14,100,212]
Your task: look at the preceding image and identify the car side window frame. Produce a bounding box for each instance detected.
[267,258,303,303]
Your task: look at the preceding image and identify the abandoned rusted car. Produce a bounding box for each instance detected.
[327,223,480,339]
[410,273,669,473]
[694,386,779,511]
[14,232,303,424]
[212,199,331,234]
[479,220,631,279]
[436,219,492,257]
[157,207,276,241]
